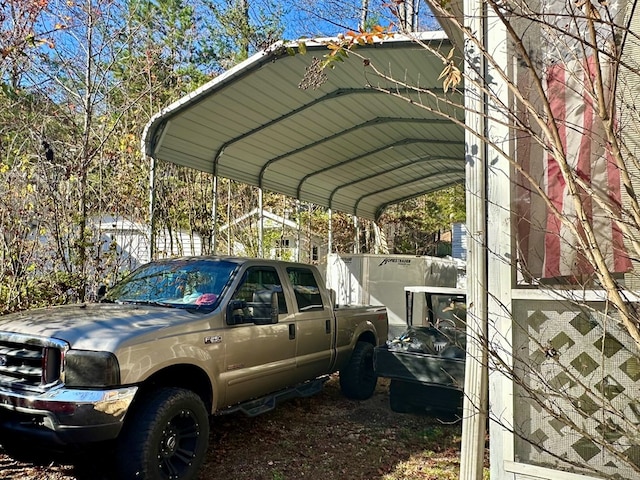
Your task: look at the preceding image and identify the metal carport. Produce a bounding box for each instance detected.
[142,31,464,240]
[141,29,481,479]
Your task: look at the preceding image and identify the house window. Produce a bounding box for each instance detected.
[312,245,318,262]
[275,238,292,260]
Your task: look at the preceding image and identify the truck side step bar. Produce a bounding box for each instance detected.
[219,376,330,417]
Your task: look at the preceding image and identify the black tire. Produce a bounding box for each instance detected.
[116,387,210,480]
[339,341,377,400]
[389,380,412,413]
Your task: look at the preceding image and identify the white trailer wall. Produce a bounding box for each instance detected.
[325,253,458,338]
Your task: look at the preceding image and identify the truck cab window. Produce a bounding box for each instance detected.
[230,267,288,323]
[287,267,324,312]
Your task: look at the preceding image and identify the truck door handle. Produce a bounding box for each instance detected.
[325,320,331,334]
[289,323,296,340]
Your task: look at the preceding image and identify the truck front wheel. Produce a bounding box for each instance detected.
[116,387,210,480]
[339,341,377,400]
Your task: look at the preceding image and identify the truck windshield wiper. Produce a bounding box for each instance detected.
[117,300,176,308]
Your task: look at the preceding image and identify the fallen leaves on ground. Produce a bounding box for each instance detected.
[0,376,466,480]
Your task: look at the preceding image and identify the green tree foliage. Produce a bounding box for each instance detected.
[125,0,217,91]
[323,184,464,257]
[204,0,285,66]
[0,86,83,312]
[379,184,464,255]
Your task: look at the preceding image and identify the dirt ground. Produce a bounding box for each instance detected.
[0,376,464,480]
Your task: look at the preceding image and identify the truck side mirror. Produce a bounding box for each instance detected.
[226,299,247,325]
[251,290,279,325]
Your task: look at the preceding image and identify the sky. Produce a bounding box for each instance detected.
[274,0,439,40]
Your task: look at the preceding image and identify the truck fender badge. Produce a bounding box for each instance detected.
[204,336,222,345]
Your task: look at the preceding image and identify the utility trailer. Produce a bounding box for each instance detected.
[324,254,459,338]
[374,286,466,414]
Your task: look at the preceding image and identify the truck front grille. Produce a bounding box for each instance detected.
[0,334,66,390]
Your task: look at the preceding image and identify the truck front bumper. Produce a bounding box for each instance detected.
[0,385,138,445]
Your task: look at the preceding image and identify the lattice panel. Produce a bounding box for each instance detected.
[512,301,640,479]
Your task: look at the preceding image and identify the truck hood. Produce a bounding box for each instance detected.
[0,303,213,351]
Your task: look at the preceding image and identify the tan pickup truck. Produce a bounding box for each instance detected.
[0,256,388,479]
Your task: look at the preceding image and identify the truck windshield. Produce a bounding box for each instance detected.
[104,259,238,309]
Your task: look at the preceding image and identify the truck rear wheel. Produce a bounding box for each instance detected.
[116,387,210,480]
[339,341,377,400]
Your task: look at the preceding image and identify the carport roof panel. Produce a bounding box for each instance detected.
[143,31,464,220]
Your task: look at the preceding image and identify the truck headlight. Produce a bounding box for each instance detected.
[64,350,121,388]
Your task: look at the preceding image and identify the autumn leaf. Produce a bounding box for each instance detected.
[438,48,461,92]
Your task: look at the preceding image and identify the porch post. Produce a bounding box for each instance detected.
[460,0,489,478]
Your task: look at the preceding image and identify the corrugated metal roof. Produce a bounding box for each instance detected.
[143,32,464,221]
